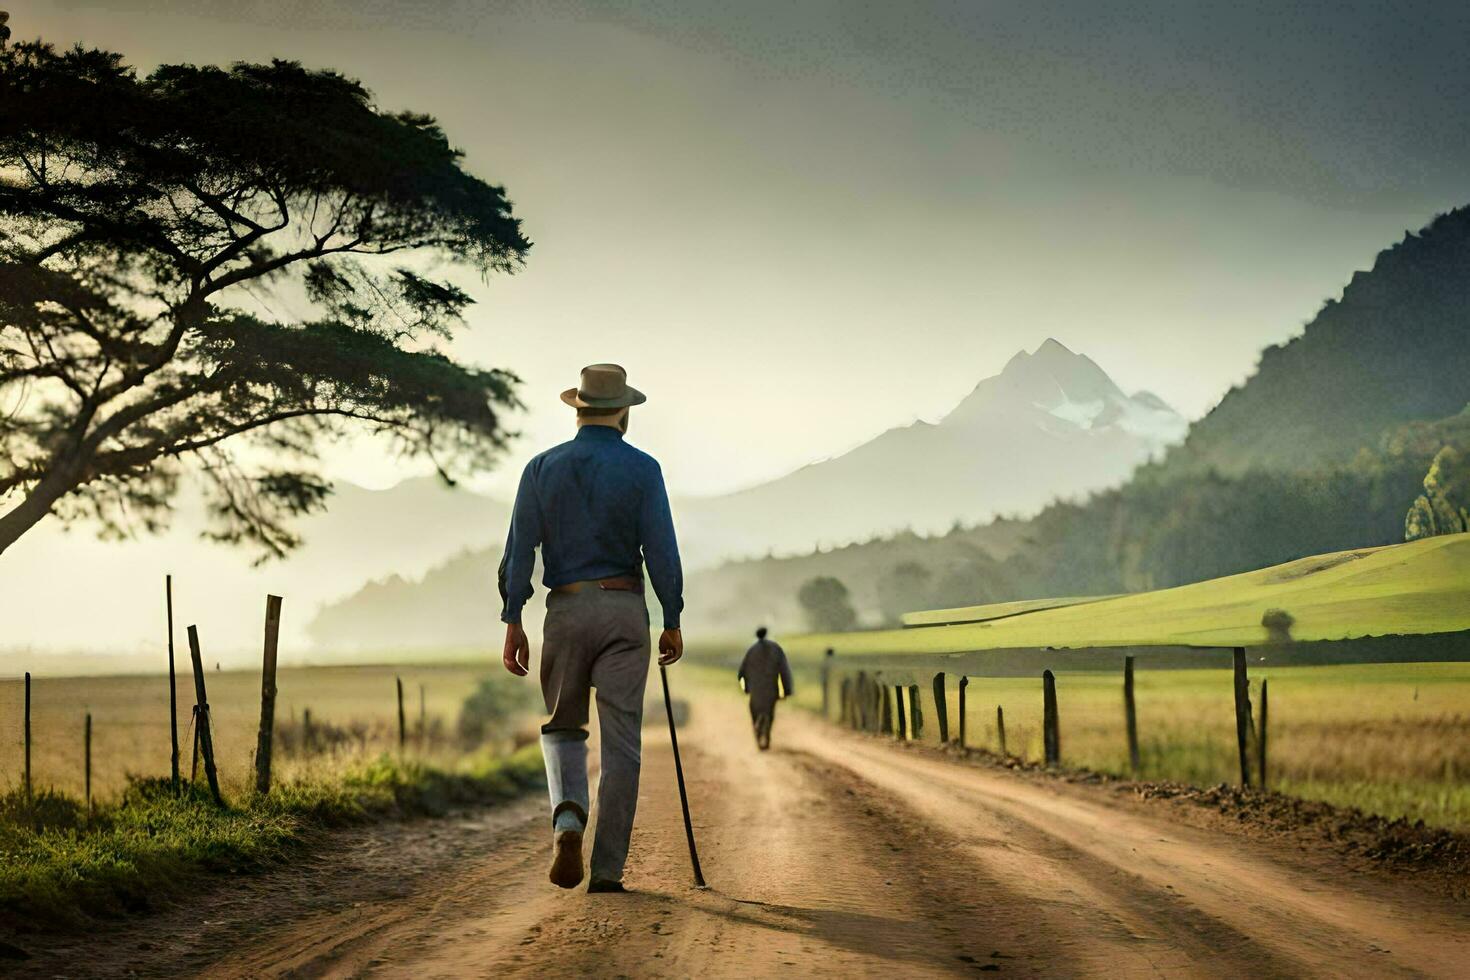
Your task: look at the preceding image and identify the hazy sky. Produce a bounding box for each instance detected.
[25,1,1470,496]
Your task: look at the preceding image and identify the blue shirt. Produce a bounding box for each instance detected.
[498,425,684,629]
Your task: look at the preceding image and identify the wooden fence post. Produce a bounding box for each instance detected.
[254,595,283,795]
[880,681,893,734]
[1232,647,1253,787]
[908,685,923,740]
[84,712,92,816]
[894,684,907,739]
[1124,655,1141,774]
[1042,669,1060,767]
[166,574,180,794]
[821,648,834,719]
[396,676,406,752]
[996,704,1007,756]
[932,673,950,744]
[23,671,31,803]
[1257,678,1269,790]
[187,625,223,805]
[957,677,969,749]
[190,705,201,781]
[303,707,314,753]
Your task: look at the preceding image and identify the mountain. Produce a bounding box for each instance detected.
[1176,207,1470,474]
[673,338,1184,562]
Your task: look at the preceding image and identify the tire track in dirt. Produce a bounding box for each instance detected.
[799,723,1470,978]
[352,702,1069,977]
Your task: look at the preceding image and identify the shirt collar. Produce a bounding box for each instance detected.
[575,425,625,442]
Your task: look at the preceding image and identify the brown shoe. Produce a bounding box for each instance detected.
[549,830,584,889]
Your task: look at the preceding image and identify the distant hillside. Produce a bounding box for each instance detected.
[0,474,508,653]
[1177,206,1470,474]
[676,338,1185,561]
[681,518,1032,635]
[694,408,1470,633]
[306,549,504,652]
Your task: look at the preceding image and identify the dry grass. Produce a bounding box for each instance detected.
[759,658,1470,830]
[942,662,1470,829]
[0,663,508,802]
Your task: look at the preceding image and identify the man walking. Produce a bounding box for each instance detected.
[499,364,684,894]
[738,627,793,751]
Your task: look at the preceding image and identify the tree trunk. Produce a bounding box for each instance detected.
[0,465,81,556]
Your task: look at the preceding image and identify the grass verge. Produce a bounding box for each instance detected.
[0,743,545,928]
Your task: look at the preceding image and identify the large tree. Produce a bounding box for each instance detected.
[0,42,531,559]
[797,575,857,633]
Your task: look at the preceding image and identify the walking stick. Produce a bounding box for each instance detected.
[659,664,708,888]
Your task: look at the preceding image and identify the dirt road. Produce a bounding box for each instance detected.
[31,683,1470,978]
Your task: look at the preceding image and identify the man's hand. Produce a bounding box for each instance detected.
[658,628,683,666]
[502,622,530,676]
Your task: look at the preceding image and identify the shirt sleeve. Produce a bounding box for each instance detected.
[498,461,542,624]
[776,644,795,698]
[639,460,684,630]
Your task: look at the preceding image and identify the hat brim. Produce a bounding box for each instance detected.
[560,386,647,409]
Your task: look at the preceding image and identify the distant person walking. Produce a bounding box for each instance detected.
[739,627,793,750]
[499,364,685,894]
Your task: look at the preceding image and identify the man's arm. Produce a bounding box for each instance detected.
[640,460,685,664]
[640,460,683,628]
[499,462,542,675]
[776,644,795,699]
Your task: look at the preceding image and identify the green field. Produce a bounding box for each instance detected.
[924,662,1468,829]
[744,652,1470,830]
[0,663,524,802]
[11,655,1470,833]
[760,534,1470,830]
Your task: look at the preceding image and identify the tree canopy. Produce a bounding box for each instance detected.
[0,42,531,559]
[1406,446,1470,540]
[798,575,857,633]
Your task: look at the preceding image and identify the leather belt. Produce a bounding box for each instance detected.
[552,576,644,596]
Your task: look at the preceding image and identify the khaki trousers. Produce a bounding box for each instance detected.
[539,587,650,883]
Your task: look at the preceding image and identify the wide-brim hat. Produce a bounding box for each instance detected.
[560,363,647,409]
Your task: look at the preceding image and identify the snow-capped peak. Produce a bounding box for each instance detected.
[943,339,1186,451]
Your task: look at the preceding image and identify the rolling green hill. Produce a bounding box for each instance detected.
[789,532,1470,656]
